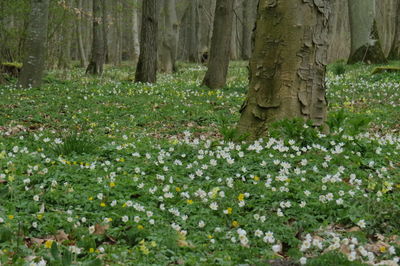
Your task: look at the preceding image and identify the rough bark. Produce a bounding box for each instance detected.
[388,0,400,60]
[86,0,106,75]
[18,0,50,88]
[347,0,387,64]
[202,0,234,89]
[135,0,157,83]
[159,0,179,73]
[237,0,330,138]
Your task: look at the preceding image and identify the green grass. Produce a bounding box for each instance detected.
[0,62,399,265]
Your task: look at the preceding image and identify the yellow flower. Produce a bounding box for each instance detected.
[89,248,95,253]
[253,176,260,181]
[150,241,157,247]
[37,214,43,220]
[231,221,239,228]
[226,208,232,214]
[88,197,93,200]
[237,194,245,201]
[109,182,116,188]
[8,215,14,220]
[186,199,193,204]
[44,240,53,249]
[8,175,14,182]
[175,187,181,192]
[207,235,213,239]
[137,225,144,230]
[380,246,387,253]
[100,202,106,207]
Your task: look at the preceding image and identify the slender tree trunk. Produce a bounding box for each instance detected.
[76,0,88,67]
[18,0,50,88]
[237,0,330,138]
[202,0,234,89]
[86,0,105,75]
[347,0,387,64]
[132,0,140,63]
[159,0,179,73]
[242,0,257,60]
[135,0,157,83]
[58,0,73,69]
[388,0,400,60]
[230,0,238,60]
[188,0,200,62]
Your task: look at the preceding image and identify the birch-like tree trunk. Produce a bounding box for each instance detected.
[347,0,387,64]
[159,0,179,73]
[86,0,106,75]
[135,0,157,83]
[388,0,400,60]
[132,0,140,63]
[238,0,330,138]
[202,0,234,89]
[18,0,50,88]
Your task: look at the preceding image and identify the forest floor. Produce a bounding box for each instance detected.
[0,61,399,265]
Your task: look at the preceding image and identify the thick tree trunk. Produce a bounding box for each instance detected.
[18,0,50,88]
[237,0,330,138]
[159,0,179,73]
[86,0,106,75]
[347,0,387,64]
[135,0,157,83]
[388,0,400,60]
[202,0,234,89]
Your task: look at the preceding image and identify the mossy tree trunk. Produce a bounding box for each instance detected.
[202,0,234,89]
[237,0,330,138]
[388,0,400,60]
[347,0,387,64]
[18,0,50,88]
[86,0,106,75]
[135,0,157,83]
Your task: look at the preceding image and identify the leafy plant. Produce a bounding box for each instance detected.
[51,132,97,156]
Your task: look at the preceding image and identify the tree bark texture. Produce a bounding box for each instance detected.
[202,0,234,89]
[159,0,179,73]
[388,0,400,60]
[18,0,50,88]
[76,0,88,67]
[188,0,201,62]
[347,0,387,64]
[135,0,157,83]
[86,0,106,75]
[237,0,330,138]
[131,0,140,63]
[242,0,257,60]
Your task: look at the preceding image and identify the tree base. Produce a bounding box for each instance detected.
[347,45,388,64]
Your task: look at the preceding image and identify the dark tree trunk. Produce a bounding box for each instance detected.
[18,0,50,88]
[202,0,234,89]
[135,0,157,83]
[388,0,400,60]
[86,0,105,75]
[238,0,330,138]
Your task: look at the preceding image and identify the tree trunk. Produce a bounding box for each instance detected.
[135,0,157,83]
[347,0,387,64]
[242,0,257,60]
[188,0,201,62]
[237,0,330,138]
[18,0,50,88]
[76,0,88,67]
[58,0,73,69]
[388,0,400,60]
[229,0,238,60]
[202,0,234,89]
[86,0,106,75]
[132,0,140,63]
[159,0,179,73]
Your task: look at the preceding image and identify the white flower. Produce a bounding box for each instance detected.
[122,216,129,223]
[272,244,282,253]
[198,220,205,228]
[89,225,95,234]
[209,202,218,210]
[299,257,307,265]
[357,219,366,228]
[33,195,40,201]
[254,229,263,237]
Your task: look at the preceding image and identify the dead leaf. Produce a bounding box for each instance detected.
[94,224,109,235]
[55,230,69,242]
[347,226,361,232]
[365,241,389,253]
